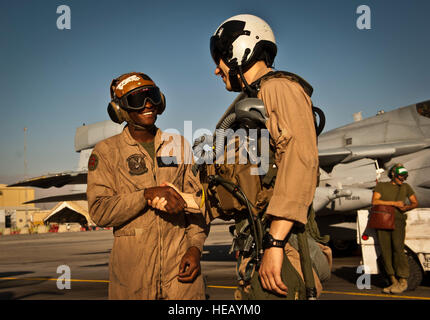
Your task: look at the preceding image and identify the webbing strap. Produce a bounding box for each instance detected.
[249,70,314,98]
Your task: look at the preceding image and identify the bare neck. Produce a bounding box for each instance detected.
[242,61,272,85]
[128,125,156,143]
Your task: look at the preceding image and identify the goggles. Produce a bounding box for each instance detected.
[396,173,408,180]
[119,86,163,111]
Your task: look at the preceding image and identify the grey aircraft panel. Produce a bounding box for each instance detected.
[75,120,124,152]
[319,140,430,168]
[9,99,430,210]
[318,101,430,150]
[8,171,87,189]
[318,99,430,211]
[24,192,87,204]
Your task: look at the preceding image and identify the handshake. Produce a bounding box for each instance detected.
[144,183,187,214]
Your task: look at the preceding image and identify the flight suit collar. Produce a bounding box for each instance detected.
[121,125,178,168]
[122,125,168,150]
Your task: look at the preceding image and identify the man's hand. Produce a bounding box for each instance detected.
[161,182,200,210]
[258,217,293,296]
[393,201,405,208]
[178,246,201,283]
[148,196,167,211]
[144,186,186,214]
[259,247,288,296]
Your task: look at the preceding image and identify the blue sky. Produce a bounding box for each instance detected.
[0,0,429,182]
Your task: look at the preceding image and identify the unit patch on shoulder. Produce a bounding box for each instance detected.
[127,154,148,176]
[88,154,99,171]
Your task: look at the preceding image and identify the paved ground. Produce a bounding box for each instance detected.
[1,223,429,300]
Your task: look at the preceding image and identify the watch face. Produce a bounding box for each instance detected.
[263,233,285,249]
[263,233,274,249]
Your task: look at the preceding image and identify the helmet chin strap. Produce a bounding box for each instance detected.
[228,68,243,92]
[238,65,257,97]
[128,121,152,131]
[228,59,258,96]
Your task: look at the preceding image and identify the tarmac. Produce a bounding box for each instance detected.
[1,222,430,300]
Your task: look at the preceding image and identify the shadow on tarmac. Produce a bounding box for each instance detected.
[80,263,109,268]
[0,271,34,278]
[73,250,111,256]
[202,245,236,262]
[332,266,389,288]
[0,271,61,300]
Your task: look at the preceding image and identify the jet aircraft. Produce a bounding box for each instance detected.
[9,99,430,238]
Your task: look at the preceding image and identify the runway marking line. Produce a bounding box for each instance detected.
[1,277,429,300]
[0,277,109,283]
[205,285,430,300]
[321,290,430,300]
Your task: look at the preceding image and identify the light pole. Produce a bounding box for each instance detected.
[24,127,28,228]
[24,127,28,179]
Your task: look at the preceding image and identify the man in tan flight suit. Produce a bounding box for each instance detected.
[208,14,330,299]
[87,72,208,300]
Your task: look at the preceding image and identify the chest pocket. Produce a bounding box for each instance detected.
[156,156,185,190]
[117,153,154,193]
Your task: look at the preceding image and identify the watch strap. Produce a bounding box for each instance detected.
[263,233,286,249]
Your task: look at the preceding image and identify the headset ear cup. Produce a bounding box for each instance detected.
[388,169,393,179]
[107,100,126,124]
[157,92,166,115]
[388,163,402,179]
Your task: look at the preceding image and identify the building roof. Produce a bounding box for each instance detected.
[44,201,95,226]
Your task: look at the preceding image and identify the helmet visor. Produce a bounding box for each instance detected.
[120,86,162,111]
[210,20,248,65]
[210,35,223,64]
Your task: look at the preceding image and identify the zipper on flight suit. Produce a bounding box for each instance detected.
[136,140,163,298]
[153,140,165,298]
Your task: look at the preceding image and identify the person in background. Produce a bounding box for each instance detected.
[372,163,418,294]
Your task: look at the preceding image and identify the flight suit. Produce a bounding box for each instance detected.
[374,182,415,279]
[257,67,319,225]
[205,67,331,299]
[86,126,208,300]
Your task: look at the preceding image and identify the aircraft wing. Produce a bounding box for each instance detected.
[24,192,87,204]
[318,140,430,168]
[8,171,87,189]
[11,141,425,188]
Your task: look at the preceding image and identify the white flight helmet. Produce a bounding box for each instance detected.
[210,14,277,91]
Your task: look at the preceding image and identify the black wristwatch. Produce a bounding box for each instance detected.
[262,233,286,250]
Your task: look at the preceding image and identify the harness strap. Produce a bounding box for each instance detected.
[249,70,314,98]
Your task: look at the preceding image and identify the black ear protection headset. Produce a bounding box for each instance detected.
[107,72,166,125]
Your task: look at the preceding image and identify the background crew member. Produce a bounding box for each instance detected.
[372,164,418,294]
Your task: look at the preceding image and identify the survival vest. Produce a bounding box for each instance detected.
[204,70,324,218]
[200,70,329,300]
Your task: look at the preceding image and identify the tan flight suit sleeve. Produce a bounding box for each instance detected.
[181,138,209,253]
[259,78,319,225]
[86,143,148,228]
